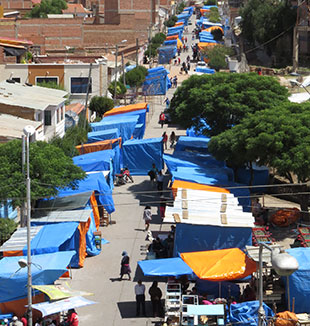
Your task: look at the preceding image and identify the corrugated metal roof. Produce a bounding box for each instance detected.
[32,209,92,223]
[0,81,68,111]
[0,226,42,252]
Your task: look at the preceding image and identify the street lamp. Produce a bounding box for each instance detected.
[23,125,35,326]
[113,39,127,102]
[258,243,299,326]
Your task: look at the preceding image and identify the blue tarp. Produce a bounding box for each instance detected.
[138,258,193,276]
[0,201,17,219]
[196,279,240,299]
[195,67,216,74]
[164,40,178,46]
[57,172,115,214]
[0,251,75,303]
[158,46,177,64]
[175,136,210,152]
[227,301,274,326]
[122,138,164,175]
[285,248,310,313]
[91,115,138,142]
[87,128,120,143]
[174,224,252,256]
[186,119,210,138]
[236,164,269,192]
[143,66,171,95]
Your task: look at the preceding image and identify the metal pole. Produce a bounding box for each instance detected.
[21,135,26,227]
[26,134,32,326]
[136,38,139,66]
[258,244,265,326]
[114,44,119,102]
[121,52,126,105]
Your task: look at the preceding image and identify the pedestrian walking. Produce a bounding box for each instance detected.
[187,55,190,63]
[182,61,186,70]
[177,48,181,56]
[178,57,181,65]
[120,251,131,280]
[173,76,178,88]
[187,62,190,71]
[157,170,164,195]
[159,195,166,221]
[159,111,165,128]
[143,206,152,231]
[162,132,168,150]
[67,309,79,326]
[185,36,187,43]
[135,280,146,316]
[163,97,170,109]
[169,131,176,148]
[148,163,158,183]
[149,281,162,317]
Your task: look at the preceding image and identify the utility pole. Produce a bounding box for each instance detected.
[83,63,92,128]
[293,0,301,72]
[21,135,26,227]
[114,44,119,102]
[136,38,139,66]
[122,52,126,105]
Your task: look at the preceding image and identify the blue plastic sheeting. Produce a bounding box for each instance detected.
[0,251,75,303]
[125,64,136,72]
[84,206,101,257]
[138,258,193,276]
[0,200,17,219]
[57,172,115,214]
[122,138,164,175]
[199,38,218,44]
[143,67,171,95]
[227,301,274,326]
[236,164,269,192]
[164,40,178,46]
[175,136,210,152]
[168,152,226,168]
[195,67,216,74]
[285,248,310,313]
[87,128,119,143]
[73,149,115,173]
[168,26,184,33]
[225,182,251,212]
[196,279,240,299]
[90,115,138,142]
[173,224,252,256]
[186,119,210,138]
[158,46,177,65]
[133,123,144,139]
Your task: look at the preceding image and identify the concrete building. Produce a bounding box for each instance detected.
[0,80,67,141]
[0,59,109,101]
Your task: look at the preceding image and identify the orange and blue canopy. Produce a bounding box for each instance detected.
[104,103,148,117]
[181,248,256,281]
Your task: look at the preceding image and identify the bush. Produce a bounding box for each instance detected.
[124,66,148,88]
[108,81,127,98]
[151,33,166,45]
[207,7,221,22]
[204,0,217,4]
[0,218,17,243]
[204,45,233,71]
[176,1,185,14]
[28,0,67,18]
[164,15,178,27]
[89,96,114,118]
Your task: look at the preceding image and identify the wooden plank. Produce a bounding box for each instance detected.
[221,194,227,202]
[182,189,187,199]
[221,213,227,224]
[182,200,188,210]
[173,213,181,223]
[182,210,188,219]
[220,204,227,213]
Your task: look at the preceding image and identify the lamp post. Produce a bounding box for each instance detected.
[258,243,299,326]
[113,39,127,103]
[23,125,36,326]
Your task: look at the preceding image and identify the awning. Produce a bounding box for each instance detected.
[4,46,26,56]
[32,296,98,317]
[32,284,93,301]
[138,257,193,277]
[181,248,257,281]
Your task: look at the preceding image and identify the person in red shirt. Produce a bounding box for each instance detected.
[67,309,79,326]
[21,313,27,326]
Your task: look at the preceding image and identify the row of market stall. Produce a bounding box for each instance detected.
[135,129,310,324]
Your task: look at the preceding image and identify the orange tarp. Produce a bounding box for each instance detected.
[275,311,298,326]
[166,35,178,40]
[90,191,100,230]
[0,293,44,318]
[198,42,217,50]
[77,218,91,268]
[172,180,230,193]
[174,22,184,26]
[76,138,121,154]
[205,26,224,34]
[181,248,257,281]
[3,250,23,257]
[104,102,148,117]
[200,8,210,13]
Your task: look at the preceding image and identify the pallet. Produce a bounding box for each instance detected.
[252,227,274,246]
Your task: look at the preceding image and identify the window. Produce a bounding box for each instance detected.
[57,108,60,124]
[61,106,64,120]
[37,111,42,122]
[44,110,52,126]
[12,77,21,83]
[36,77,58,85]
[71,77,92,94]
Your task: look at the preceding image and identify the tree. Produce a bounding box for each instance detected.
[208,102,310,220]
[0,140,85,208]
[0,218,17,242]
[207,7,220,23]
[169,72,289,136]
[204,45,233,71]
[164,16,178,27]
[108,81,127,98]
[240,0,296,55]
[151,33,166,45]
[176,1,185,14]
[89,96,114,118]
[124,66,148,88]
[28,0,67,17]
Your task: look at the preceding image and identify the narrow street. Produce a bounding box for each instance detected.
[66,15,197,326]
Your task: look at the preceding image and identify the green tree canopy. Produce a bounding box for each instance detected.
[206,7,220,23]
[208,102,310,218]
[204,45,233,71]
[28,0,67,18]
[0,218,17,242]
[123,66,148,88]
[164,15,178,27]
[108,81,127,98]
[240,0,296,49]
[0,140,85,208]
[176,1,185,14]
[169,72,289,136]
[89,96,114,118]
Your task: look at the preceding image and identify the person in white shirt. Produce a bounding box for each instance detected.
[134,280,146,317]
